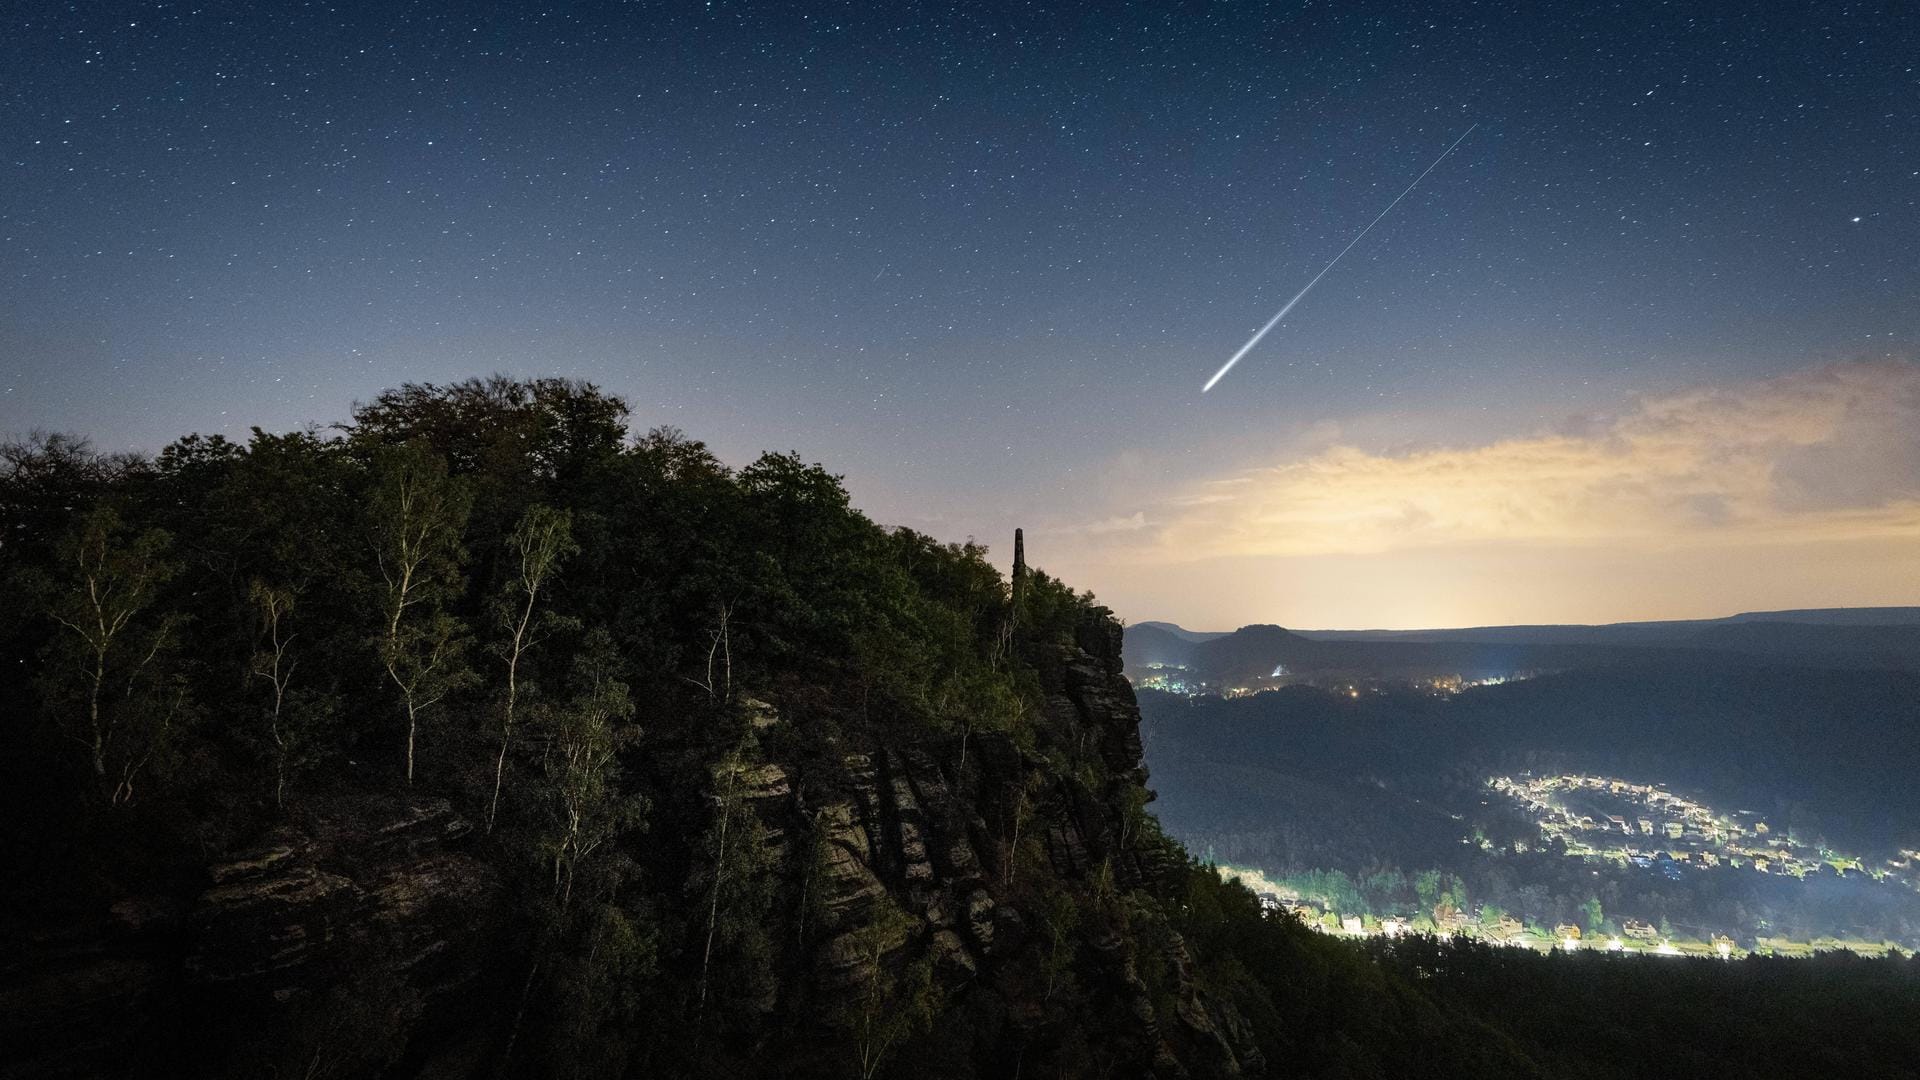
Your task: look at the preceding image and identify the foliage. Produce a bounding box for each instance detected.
[365,439,476,783]
[35,507,190,805]
[485,504,580,829]
[6,375,1917,1080]
[832,900,939,1079]
[536,630,642,913]
[246,580,336,808]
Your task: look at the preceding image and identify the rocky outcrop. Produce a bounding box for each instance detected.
[722,604,1261,1077]
[1,606,1256,1079]
[186,796,498,1000]
[800,746,1000,983]
[0,796,502,1079]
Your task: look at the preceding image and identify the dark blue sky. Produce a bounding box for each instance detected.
[5,1,1916,624]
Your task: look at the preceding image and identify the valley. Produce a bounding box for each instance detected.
[1131,617,1920,957]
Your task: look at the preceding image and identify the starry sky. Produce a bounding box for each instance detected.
[5,1,1918,628]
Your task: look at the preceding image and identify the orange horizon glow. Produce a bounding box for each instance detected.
[1033,358,1920,631]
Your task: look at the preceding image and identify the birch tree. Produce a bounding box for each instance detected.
[684,601,733,704]
[486,504,577,831]
[366,442,472,783]
[248,581,334,809]
[693,732,774,1015]
[41,507,187,805]
[834,901,936,1080]
[500,632,643,1079]
[695,740,749,1012]
[542,630,640,913]
[249,582,298,808]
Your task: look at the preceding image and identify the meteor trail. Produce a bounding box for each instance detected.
[1202,124,1477,393]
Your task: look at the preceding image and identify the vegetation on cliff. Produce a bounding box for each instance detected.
[3,376,1918,1079]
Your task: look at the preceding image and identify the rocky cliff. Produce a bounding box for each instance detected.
[2,796,503,1078]
[1,605,1258,1079]
[681,603,1262,1077]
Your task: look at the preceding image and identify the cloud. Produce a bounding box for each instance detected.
[1080,511,1151,535]
[1127,360,1920,562]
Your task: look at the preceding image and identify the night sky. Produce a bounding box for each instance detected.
[6,2,1918,628]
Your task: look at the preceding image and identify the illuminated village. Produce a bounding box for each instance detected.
[1214,774,1920,961]
[1486,773,1904,885]
[1132,663,1525,700]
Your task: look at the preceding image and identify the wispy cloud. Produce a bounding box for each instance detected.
[1076,511,1151,535]
[1123,360,1920,562]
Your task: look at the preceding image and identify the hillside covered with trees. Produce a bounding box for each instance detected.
[3,376,1918,1079]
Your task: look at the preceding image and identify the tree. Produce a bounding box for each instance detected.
[1363,867,1410,911]
[1,432,141,571]
[365,441,473,783]
[495,632,648,1080]
[348,375,628,486]
[348,378,628,582]
[696,734,752,1013]
[388,612,471,785]
[40,507,187,805]
[688,730,783,1023]
[1038,885,1081,1002]
[246,580,336,809]
[685,600,734,704]
[249,582,298,808]
[1115,770,1154,851]
[1581,896,1605,934]
[833,901,937,1080]
[735,451,874,662]
[1417,869,1444,912]
[544,901,658,1079]
[1004,771,1049,887]
[486,504,578,831]
[540,631,640,913]
[207,428,358,601]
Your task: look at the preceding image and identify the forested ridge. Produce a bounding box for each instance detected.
[3,376,1919,1079]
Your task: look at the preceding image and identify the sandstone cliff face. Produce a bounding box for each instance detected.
[1,796,502,1079]
[725,605,1263,1077]
[1,607,1256,1079]
[190,797,501,1004]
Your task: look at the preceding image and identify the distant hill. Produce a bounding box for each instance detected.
[1121,622,1203,669]
[1124,608,1920,685]
[1132,620,1231,643]
[1296,606,1920,643]
[1714,606,1920,626]
[1692,621,1920,667]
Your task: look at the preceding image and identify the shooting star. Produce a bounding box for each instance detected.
[1202,124,1477,393]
